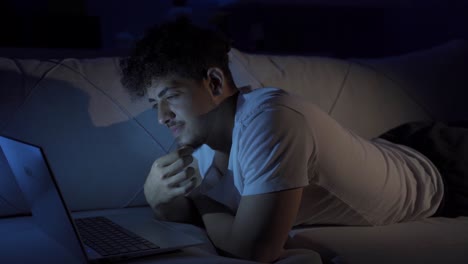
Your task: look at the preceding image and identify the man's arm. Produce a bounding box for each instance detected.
[152,195,202,225]
[192,187,303,262]
[190,103,310,261]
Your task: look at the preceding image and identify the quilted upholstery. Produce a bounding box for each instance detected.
[1,41,467,215]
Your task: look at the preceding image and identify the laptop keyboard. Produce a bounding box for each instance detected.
[75,216,160,256]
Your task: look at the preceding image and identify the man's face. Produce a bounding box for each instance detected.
[147,77,217,149]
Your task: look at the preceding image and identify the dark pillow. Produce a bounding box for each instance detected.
[379,120,468,217]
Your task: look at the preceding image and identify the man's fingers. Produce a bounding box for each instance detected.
[167,167,195,187]
[171,176,197,196]
[153,147,194,168]
[178,145,194,156]
[153,152,179,168]
[162,155,193,178]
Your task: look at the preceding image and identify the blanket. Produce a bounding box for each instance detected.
[378,121,468,217]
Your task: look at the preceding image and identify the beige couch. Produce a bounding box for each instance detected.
[1,40,467,264]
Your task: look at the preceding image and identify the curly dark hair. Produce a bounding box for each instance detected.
[120,19,234,99]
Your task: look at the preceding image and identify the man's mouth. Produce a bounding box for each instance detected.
[169,124,185,136]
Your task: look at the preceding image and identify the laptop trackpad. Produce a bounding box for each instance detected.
[105,213,203,249]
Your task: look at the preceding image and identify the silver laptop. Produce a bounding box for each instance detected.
[0,135,204,263]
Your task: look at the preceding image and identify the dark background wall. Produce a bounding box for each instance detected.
[0,0,467,58]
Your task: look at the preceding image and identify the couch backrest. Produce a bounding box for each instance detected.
[1,41,467,214]
[1,57,166,214]
[230,49,433,139]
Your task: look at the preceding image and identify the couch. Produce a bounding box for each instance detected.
[1,40,468,264]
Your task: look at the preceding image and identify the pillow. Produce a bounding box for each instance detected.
[228,48,263,90]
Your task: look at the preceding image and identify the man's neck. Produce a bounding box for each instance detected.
[206,91,239,155]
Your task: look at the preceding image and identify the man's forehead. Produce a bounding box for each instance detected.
[148,76,199,98]
[147,79,179,98]
[150,79,177,90]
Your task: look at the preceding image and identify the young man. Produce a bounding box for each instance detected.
[120,20,444,262]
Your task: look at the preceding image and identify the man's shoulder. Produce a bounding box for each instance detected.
[235,87,307,125]
[236,87,287,120]
[240,87,288,104]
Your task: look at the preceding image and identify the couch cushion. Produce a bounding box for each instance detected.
[355,40,468,122]
[235,53,350,115]
[329,62,431,139]
[235,52,432,139]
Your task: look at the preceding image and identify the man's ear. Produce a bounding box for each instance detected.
[206,68,225,97]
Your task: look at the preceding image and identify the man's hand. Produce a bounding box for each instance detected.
[144,146,197,213]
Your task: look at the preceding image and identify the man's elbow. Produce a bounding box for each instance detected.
[218,243,283,263]
[250,246,283,263]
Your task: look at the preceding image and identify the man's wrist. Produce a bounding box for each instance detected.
[150,196,201,224]
[150,200,172,220]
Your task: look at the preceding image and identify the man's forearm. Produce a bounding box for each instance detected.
[191,195,251,259]
[152,196,201,225]
[191,193,295,263]
[192,195,233,238]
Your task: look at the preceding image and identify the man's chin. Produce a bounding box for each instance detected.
[176,137,204,150]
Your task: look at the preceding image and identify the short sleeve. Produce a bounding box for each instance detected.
[238,106,313,195]
[192,144,215,180]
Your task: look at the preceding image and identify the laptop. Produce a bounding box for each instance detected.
[0,135,204,263]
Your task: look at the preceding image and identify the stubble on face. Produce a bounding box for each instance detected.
[162,78,217,150]
[175,107,217,150]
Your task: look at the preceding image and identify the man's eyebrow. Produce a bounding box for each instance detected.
[158,87,170,98]
[148,87,173,103]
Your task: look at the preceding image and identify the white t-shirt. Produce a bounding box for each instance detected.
[192,87,444,225]
[193,87,311,211]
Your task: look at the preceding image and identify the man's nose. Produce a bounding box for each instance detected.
[157,101,175,125]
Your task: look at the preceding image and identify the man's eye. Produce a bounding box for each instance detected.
[152,103,158,109]
[166,94,179,100]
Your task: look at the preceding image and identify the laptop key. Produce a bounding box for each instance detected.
[128,246,140,252]
[75,216,160,256]
[146,243,159,249]
[119,248,130,253]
